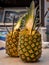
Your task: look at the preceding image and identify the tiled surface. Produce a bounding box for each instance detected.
[0,49,49,65]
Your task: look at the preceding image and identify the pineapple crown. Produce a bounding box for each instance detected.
[25,0,35,33]
[14,13,28,30]
[4,0,40,34]
[28,0,35,17]
[26,0,41,32]
[4,12,28,33]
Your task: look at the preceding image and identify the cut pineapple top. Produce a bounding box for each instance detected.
[25,1,35,34]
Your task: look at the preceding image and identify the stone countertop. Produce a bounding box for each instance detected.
[0,49,49,65]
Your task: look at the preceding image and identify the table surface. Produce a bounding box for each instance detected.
[0,49,49,65]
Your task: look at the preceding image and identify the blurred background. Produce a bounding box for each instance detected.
[0,0,39,42]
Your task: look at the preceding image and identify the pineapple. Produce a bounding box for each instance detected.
[6,13,27,57]
[6,29,20,57]
[18,1,42,62]
[19,29,42,62]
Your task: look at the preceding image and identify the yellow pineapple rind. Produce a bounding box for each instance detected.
[18,29,42,62]
[6,30,20,57]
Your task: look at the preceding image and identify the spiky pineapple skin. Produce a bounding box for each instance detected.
[6,29,20,57]
[18,29,42,62]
